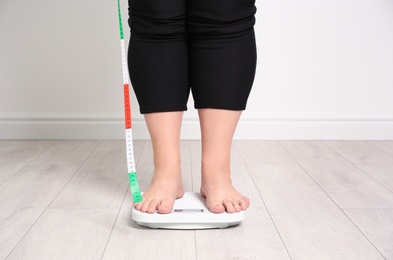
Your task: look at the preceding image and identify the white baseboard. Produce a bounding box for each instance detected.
[1,115,393,140]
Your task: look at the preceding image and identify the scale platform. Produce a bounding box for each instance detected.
[132,192,245,229]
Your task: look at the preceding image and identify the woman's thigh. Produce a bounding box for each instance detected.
[188,0,257,110]
[128,0,189,114]
[127,0,257,112]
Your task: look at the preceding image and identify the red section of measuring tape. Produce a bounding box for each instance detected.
[124,84,132,129]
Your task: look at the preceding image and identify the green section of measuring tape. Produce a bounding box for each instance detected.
[117,0,124,40]
[129,172,142,203]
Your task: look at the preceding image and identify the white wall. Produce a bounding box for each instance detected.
[1,0,393,139]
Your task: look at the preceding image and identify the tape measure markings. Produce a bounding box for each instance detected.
[117,0,142,203]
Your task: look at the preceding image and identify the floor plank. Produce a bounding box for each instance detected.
[369,141,393,156]
[0,141,53,184]
[324,140,393,164]
[7,209,118,260]
[1,140,392,260]
[344,209,393,260]
[0,165,80,260]
[49,141,131,209]
[29,140,98,166]
[248,163,385,260]
[356,164,393,192]
[195,207,290,260]
[281,141,393,208]
[236,140,296,165]
[0,140,9,147]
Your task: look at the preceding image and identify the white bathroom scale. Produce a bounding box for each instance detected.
[132,192,245,229]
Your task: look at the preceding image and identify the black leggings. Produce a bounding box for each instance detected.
[128,0,257,114]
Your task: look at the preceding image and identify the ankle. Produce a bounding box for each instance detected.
[152,165,182,182]
[201,172,232,185]
[201,163,231,182]
[154,157,181,168]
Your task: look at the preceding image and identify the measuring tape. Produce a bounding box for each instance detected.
[117,0,142,203]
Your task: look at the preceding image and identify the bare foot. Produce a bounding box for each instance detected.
[200,179,250,214]
[134,169,184,214]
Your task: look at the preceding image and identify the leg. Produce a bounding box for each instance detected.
[188,0,257,213]
[128,0,189,213]
[199,109,250,213]
[188,0,257,110]
[134,112,185,214]
[128,0,189,114]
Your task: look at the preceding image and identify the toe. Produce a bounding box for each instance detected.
[157,200,173,214]
[239,201,247,211]
[244,196,251,205]
[134,202,142,211]
[223,199,235,214]
[147,199,159,214]
[239,196,250,210]
[233,201,242,212]
[208,200,225,213]
[140,201,150,213]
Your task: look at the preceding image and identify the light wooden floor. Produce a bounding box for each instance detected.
[1,140,393,260]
